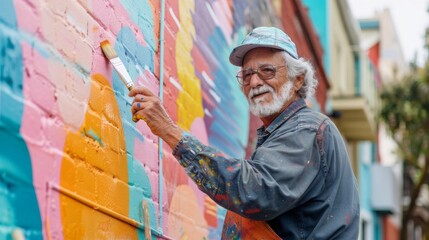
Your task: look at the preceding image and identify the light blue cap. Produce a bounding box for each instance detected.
[229,26,298,66]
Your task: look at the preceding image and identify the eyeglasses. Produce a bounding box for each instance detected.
[236,64,286,86]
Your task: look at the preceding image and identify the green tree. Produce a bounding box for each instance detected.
[379,55,429,239]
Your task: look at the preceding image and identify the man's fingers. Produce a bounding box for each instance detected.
[131,101,144,115]
[134,94,146,102]
[128,86,155,97]
[132,115,138,122]
[132,113,145,123]
[131,94,148,113]
[128,87,143,97]
[132,111,148,123]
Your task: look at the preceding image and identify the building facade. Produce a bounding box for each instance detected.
[360,9,410,240]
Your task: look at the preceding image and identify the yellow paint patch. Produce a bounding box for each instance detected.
[175,0,204,130]
[59,74,137,239]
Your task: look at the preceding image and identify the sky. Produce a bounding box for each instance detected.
[348,0,429,66]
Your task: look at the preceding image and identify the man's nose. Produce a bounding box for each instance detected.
[248,72,264,87]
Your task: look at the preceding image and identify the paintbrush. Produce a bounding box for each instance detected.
[100,40,134,91]
[101,40,139,122]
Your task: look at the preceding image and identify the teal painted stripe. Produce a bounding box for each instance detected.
[82,129,104,146]
[0,1,42,238]
[114,22,157,240]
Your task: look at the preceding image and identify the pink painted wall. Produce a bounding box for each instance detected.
[0,0,289,239]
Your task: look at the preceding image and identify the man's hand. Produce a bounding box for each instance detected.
[129,87,183,149]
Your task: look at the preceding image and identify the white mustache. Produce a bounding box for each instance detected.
[248,85,274,99]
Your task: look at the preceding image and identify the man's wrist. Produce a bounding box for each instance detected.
[161,124,183,149]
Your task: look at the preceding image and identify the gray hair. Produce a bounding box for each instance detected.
[282,52,318,99]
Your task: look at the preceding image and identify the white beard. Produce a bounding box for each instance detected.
[247,81,294,117]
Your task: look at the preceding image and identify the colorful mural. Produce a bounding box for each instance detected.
[0,0,281,239]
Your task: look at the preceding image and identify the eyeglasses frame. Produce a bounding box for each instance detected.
[236,64,286,86]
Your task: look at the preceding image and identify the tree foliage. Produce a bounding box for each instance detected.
[380,73,429,162]
[379,63,429,239]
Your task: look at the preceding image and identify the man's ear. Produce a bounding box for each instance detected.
[294,74,305,92]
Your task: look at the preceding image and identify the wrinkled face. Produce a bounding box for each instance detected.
[241,48,295,117]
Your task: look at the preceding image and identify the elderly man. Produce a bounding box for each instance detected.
[130,27,359,239]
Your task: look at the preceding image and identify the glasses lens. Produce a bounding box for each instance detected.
[237,69,252,85]
[236,74,243,84]
[236,65,280,85]
[257,65,276,80]
[236,71,244,84]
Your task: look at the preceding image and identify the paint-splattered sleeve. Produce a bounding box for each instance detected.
[172,134,240,198]
[173,126,322,221]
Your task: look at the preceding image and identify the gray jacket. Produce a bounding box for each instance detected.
[173,98,360,239]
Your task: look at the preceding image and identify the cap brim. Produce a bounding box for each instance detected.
[229,44,285,66]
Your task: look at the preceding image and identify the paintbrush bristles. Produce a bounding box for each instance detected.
[100,40,118,59]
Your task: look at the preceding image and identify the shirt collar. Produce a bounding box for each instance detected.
[257,98,307,135]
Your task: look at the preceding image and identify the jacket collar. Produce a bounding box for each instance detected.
[257,98,307,135]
